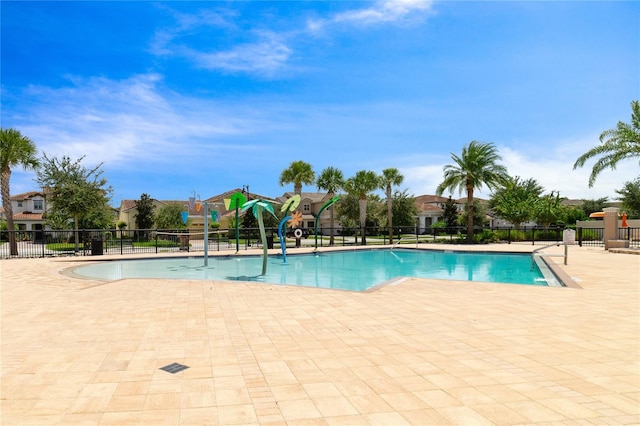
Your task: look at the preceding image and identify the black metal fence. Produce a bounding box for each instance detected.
[575,226,640,248]
[1,226,637,258]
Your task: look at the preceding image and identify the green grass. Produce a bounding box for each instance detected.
[46,243,78,252]
[135,240,180,248]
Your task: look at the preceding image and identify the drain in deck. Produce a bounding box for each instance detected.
[159,362,189,374]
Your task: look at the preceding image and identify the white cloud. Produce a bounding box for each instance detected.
[309,0,434,32]
[396,141,639,201]
[189,32,292,73]
[152,2,434,75]
[150,5,293,76]
[149,7,236,56]
[10,74,268,169]
[498,145,639,201]
[335,0,434,25]
[401,163,446,197]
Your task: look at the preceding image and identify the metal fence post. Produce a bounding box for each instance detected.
[577,227,582,247]
[531,227,535,245]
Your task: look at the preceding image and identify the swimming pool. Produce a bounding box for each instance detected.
[71,249,556,291]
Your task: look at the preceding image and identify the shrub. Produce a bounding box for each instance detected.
[473,229,499,243]
[533,229,562,241]
[580,229,602,241]
[495,229,526,242]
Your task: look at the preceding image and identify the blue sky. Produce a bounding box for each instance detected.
[2,1,638,206]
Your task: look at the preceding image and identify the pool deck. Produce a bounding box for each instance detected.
[1,244,638,425]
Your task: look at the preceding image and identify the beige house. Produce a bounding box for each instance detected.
[276,192,340,234]
[202,189,281,231]
[115,189,282,234]
[116,198,173,230]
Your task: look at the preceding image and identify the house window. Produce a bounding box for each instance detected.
[303,204,310,212]
[33,200,44,210]
[17,201,23,207]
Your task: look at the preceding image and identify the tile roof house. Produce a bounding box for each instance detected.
[203,188,281,231]
[115,189,282,235]
[116,198,174,230]
[414,195,497,233]
[414,194,448,233]
[275,192,336,233]
[0,191,47,232]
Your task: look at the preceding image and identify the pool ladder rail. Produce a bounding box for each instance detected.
[390,236,419,250]
[532,242,568,266]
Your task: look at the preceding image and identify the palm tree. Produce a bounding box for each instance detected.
[0,128,39,256]
[574,100,640,187]
[279,160,315,195]
[436,141,508,242]
[380,167,404,244]
[344,170,379,245]
[316,166,344,245]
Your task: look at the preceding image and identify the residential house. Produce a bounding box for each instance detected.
[116,198,170,230]
[115,189,282,235]
[203,189,281,231]
[414,195,448,233]
[414,195,497,232]
[0,191,47,232]
[275,192,338,234]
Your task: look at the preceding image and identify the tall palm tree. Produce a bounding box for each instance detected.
[344,170,379,245]
[0,128,39,256]
[574,100,640,187]
[316,166,344,246]
[380,167,404,244]
[436,141,508,242]
[279,160,315,195]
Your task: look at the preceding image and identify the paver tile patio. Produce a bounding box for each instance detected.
[1,244,638,424]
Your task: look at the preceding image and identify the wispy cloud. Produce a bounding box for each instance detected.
[149,7,236,56]
[151,5,292,76]
[187,31,292,73]
[151,1,435,76]
[6,73,631,202]
[308,0,435,32]
[335,0,434,25]
[8,74,268,168]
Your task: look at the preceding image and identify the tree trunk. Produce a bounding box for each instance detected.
[74,212,80,252]
[387,187,393,244]
[1,168,17,256]
[359,197,367,246]
[466,185,474,243]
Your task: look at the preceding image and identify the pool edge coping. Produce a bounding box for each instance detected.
[64,246,577,291]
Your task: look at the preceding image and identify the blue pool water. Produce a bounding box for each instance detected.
[72,249,550,291]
